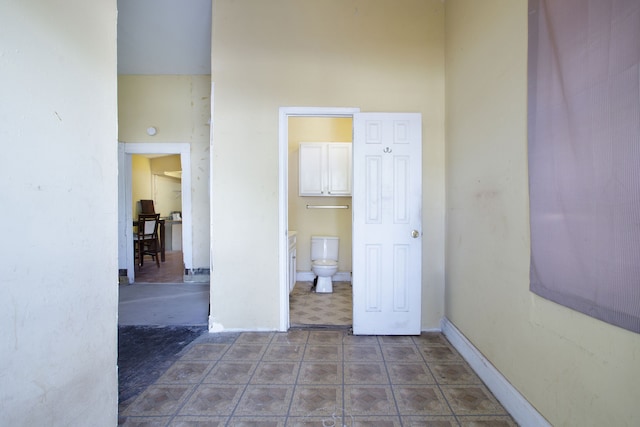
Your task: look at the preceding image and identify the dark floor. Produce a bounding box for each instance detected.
[118,325,207,409]
[133,250,184,283]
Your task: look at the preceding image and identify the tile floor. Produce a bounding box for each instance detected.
[119,329,518,426]
[290,281,352,327]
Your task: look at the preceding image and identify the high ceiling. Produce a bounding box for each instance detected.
[117,0,211,75]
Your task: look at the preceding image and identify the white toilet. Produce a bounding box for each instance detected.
[311,236,339,293]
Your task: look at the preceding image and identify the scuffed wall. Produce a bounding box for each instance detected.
[0,0,118,425]
[444,1,640,425]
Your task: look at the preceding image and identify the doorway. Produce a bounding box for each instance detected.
[278,107,360,331]
[287,116,354,327]
[279,109,424,334]
[118,142,194,284]
[131,153,184,283]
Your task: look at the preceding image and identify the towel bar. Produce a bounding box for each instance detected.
[306,205,349,209]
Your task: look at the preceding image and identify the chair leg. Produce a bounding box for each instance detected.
[154,238,160,268]
[138,241,144,268]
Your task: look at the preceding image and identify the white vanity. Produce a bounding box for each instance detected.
[288,231,297,294]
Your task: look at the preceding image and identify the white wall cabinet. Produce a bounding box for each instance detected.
[299,142,352,196]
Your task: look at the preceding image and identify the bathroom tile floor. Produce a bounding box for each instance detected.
[119,329,518,426]
[290,281,352,327]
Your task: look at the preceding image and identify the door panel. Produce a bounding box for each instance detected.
[353,113,422,335]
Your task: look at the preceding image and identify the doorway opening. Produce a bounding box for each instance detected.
[118,142,194,285]
[131,153,184,283]
[278,107,360,331]
[118,142,209,327]
[281,110,424,335]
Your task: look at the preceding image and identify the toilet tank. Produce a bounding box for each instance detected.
[311,236,339,261]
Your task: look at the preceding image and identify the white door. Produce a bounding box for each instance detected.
[352,113,422,335]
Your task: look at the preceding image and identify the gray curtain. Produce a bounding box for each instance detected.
[528,0,640,333]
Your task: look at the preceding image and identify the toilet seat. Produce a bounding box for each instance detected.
[312,259,338,267]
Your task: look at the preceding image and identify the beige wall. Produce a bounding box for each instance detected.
[151,155,183,218]
[119,75,211,268]
[150,154,181,175]
[444,1,640,425]
[0,0,118,424]
[211,0,446,330]
[288,117,353,273]
[132,155,152,218]
[131,154,182,219]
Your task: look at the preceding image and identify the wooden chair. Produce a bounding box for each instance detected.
[134,213,161,268]
[140,199,155,214]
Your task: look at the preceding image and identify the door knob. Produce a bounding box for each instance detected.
[411,230,420,238]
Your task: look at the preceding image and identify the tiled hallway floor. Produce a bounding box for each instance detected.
[119,329,518,426]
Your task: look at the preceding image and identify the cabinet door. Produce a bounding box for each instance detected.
[288,234,297,293]
[326,143,352,196]
[299,143,325,196]
[289,247,297,293]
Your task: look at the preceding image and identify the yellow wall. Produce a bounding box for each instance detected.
[131,155,152,219]
[119,75,210,268]
[211,0,446,330]
[150,154,181,175]
[288,117,353,273]
[444,1,640,425]
[131,154,182,219]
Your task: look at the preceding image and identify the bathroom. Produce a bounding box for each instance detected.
[287,116,353,325]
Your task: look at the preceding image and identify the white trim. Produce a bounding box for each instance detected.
[209,81,215,331]
[119,142,194,283]
[441,317,551,427]
[278,107,360,332]
[117,144,128,273]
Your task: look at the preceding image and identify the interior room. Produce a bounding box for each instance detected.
[129,154,184,281]
[3,1,639,426]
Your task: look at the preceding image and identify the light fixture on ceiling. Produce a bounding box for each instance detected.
[146,126,157,136]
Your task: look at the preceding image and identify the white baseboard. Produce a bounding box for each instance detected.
[441,317,551,427]
[296,271,352,282]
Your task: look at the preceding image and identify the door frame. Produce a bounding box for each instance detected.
[278,107,360,331]
[118,142,193,283]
